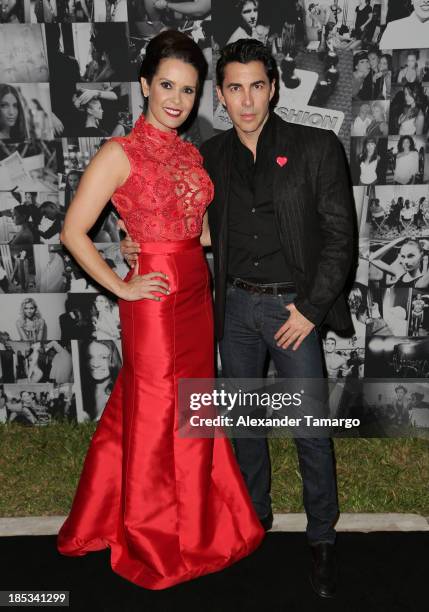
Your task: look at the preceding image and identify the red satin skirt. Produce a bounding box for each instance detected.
[57,237,265,590]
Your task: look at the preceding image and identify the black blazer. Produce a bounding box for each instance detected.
[200,112,356,340]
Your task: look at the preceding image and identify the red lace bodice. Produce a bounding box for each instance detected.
[109,113,214,242]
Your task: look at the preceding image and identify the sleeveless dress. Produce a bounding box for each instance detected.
[56,113,265,589]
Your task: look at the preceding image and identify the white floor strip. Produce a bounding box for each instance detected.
[0,513,427,537]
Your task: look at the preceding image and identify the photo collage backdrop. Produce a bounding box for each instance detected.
[0,0,428,430]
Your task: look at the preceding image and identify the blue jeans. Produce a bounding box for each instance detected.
[219,284,339,545]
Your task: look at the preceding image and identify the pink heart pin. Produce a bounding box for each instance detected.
[276,156,288,167]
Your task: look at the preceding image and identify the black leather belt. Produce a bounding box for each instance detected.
[227,276,296,295]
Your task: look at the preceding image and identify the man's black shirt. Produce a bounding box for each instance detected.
[227,112,294,283]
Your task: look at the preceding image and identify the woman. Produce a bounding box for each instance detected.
[0,84,29,140]
[78,97,108,137]
[56,30,264,590]
[90,293,120,340]
[16,297,47,342]
[79,338,121,421]
[399,199,417,230]
[9,206,34,245]
[227,0,260,44]
[366,101,388,137]
[375,53,392,99]
[64,171,82,210]
[397,83,425,136]
[358,137,379,186]
[0,255,8,293]
[354,0,372,39]
[369,197,385,229]
[369,237,429,289]
[26,341,45,382]
[397,52,420,86]
[393,135,419,185]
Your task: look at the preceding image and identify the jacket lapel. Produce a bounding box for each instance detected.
[271,115,306,277]
[218,130,234,265]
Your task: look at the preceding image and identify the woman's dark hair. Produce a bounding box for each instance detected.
[380,53,392,71]
[359,137,378,163]
[353,50,368,71]
[13,205,29,225]
[403,82,426,112]
[0,84,27,139]
[235,0,259,36]
[139,30,207,94]
[397,135,416,153]
[216,39,279,98]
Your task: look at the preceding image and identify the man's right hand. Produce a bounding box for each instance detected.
[118,218,140,268]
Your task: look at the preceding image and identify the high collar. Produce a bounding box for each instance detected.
[132,112,179,146]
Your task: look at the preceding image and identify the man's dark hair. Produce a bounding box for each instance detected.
[139,30,207,94]
[216,39,279,103]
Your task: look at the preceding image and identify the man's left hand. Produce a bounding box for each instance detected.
[274,303,315,351]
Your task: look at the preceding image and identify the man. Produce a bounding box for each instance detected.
[324,335,351,378]
[379,0,429,49]
[393,384,410,426]
[120,40,355,598]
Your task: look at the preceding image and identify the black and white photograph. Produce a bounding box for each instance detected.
[369,233,429,289]
[350,135,388,185]
[408,287,429,337]
[59,292,120,342]
[0,140,60,191]
[46,21,131,135]
[0,381,76,424]
[0,0,25,22]
[352,48,392,101]
[0,339,73,383]
[351,99,389,137]
[365,185,429,239]
[0,189,64,245]
[58,137,116,207]
[389,61,429,136]
[33,242,127,292]
[366,284,411,337]
[323,332,366,378]
[365,334,429,377]
[386,134,428,184]
[0,292,67,340]
[379,0,429,50]
[128,0,211,30]
[0,24,49,82]
[0,83,54,140]
[0,243,35,292]
[363,380,429,429]
[73,336,121,421]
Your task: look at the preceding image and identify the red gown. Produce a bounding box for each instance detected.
[57,113,265,589]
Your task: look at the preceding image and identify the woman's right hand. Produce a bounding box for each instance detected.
[118,268,170,302]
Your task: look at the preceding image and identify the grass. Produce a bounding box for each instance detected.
[0,422,428,517]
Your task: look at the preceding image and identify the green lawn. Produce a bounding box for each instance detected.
[0,422,428,516]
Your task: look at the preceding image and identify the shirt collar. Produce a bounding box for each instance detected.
[233,110,275,155]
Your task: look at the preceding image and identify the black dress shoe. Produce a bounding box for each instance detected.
[259,510,273,531]
[309,542,337,598]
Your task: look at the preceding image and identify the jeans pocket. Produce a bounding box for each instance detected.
[279,291,298,307]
